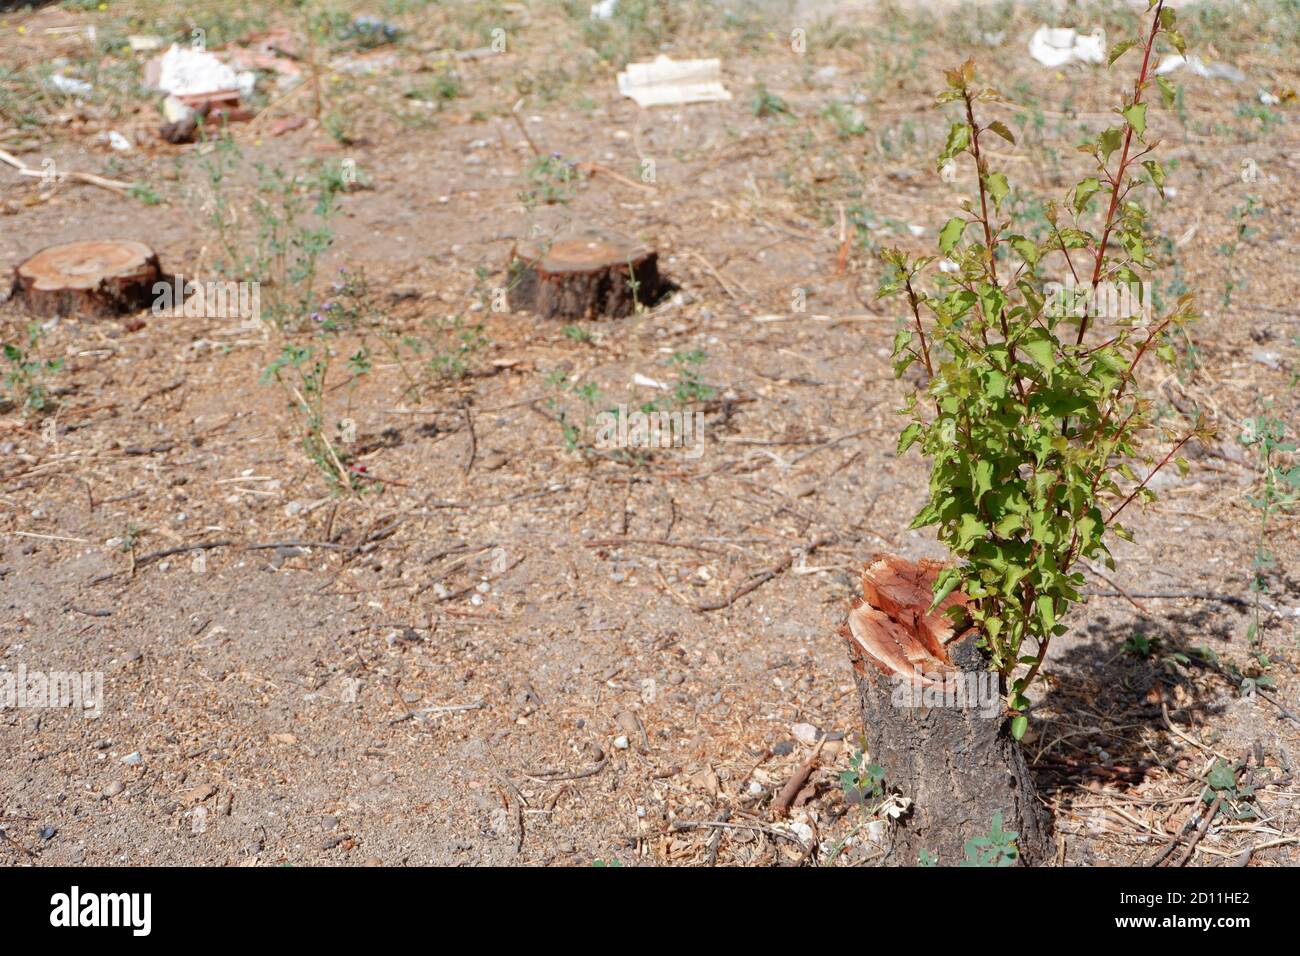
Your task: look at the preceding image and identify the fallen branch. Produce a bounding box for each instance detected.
[0,147,132,195]
[770,735,826,820]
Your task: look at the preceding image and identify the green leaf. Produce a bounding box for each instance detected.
[898,422,923,454]
[986,120,1016,144]
[1122,102,1147,137]
[956,512,989,550]
[1207,761,1236,791]
[1019,328,1055,370]
[1108,39,1137,65]
[984,171,1009,209]
[1074,177,1102,215]
[1156,76,1177,108]
[1098,128,1124,163]
[939,121,970,167]
[1142,159,1166,197]
[1010,715,1028,740]
[939,216,966,256]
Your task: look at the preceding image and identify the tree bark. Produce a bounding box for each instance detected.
[508,232,658,320]
[11,240,160,318]
[841,555,1054,865]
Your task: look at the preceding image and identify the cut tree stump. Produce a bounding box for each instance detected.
[11,240,161,318]
[841,554,1054,865]
[507,231,658,320]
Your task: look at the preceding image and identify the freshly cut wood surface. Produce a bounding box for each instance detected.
[11,240,160,318]
[507,230,659,320]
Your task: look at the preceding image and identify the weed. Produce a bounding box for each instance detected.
[752,84,791,119]
[959,812,1019,867]
[1239,415,1299,646]
[1203,759,1257,820]
[260,338,369,494]
[1217,196,1263,307]
[519,153,582,206]
[1123,631,1161,659]
[193,134,346,329]
[2,323,63,416]
[839,749,885,806]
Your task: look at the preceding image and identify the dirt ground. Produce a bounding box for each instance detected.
[1,0,1298,866]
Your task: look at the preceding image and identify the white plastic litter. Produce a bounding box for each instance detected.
[107,131,132,152]
[153,44,255,98]
[162,95,195,124]
[617,55,731,107]
[1155,54,1245,83]
[128,35,165,53]
[1028,27,1106,67]
[48,74,93,96]
[632,372,669,390]
[590,0,618,19]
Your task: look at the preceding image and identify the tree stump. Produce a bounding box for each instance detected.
[841,554,1054,865]
[11,240,161,318]
[507,231,658,320]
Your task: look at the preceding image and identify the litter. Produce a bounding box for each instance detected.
[162,95,194,124]
[1155,54,1246,83]
[107,131,132,152]
[590,0,618,18]
[632,373,669,391]
[337,16,401,48]
[148,44,255,99]
[48,74,93,96]
[1028,27,1105,68]
[617,55,731,107]
[128,35,165,53]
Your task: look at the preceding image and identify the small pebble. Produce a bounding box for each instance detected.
[791,722,821,746]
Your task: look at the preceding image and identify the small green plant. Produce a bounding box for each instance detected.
[260,338,369,494]
[544,369,602,454]
[1123,631,1161,659]
[407,69,462,108]
[959,812,1019,866]
[879,2,1207,737]
[1239,415,1299,647]
[1217,196,1262,307]
[821,100,866,138]
[2,323,63,415]
[752,83,791,118]
[193,135,345,328]
[839,749,885,807]
[1202,759,1257,820]
[520,153,583,206]
[118,522,141,554]
[128,181,163,205]
[668,350,715,405]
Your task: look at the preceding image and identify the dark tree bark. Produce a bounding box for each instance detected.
[842,555,1055,865]
[11,240,160,318]
[508,232,658,320]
